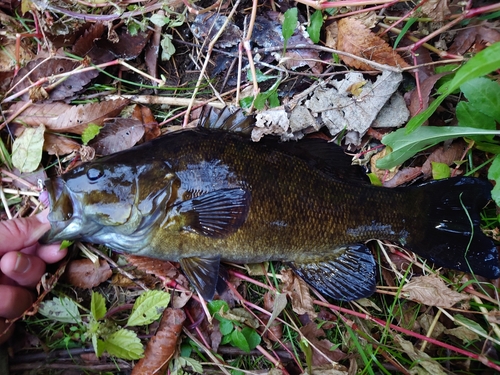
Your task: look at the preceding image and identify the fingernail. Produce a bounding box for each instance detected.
[14,253,31,274]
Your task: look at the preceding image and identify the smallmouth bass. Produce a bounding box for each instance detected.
[41,109,500,301]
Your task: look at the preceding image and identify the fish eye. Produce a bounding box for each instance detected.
[87,166,104,181]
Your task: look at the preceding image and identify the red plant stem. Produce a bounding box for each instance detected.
[229,269,276,291]
[314,300,500,372]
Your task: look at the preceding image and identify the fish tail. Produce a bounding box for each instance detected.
[408,177,500,278]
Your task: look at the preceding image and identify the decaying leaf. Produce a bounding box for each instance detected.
[300,322,346,365]
[64,259,112,289]
[10,58,99,102]
[401,275,469,308]
[43,133,81,156]
[337,17,409,70]
[420,0,450,22]
[9,99,130,134]
[301,364,348,375]
[89,118,144,155]
[11,124,45,173]
[421,142,465,177]
[132,308,186,375]
[444,326,479,344]
[281,269,317,319]
[394,335,448,375]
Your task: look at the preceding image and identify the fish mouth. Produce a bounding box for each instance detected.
[40,178,84,244]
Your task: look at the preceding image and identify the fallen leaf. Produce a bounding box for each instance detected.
[302,364,348,375]
[281,269,317,319]
[420,0,450,22]
[300,322,346,365]
[10,58,99,102]
[132,104,160,141]
[337,17,409,70]
[401,275,469,308]
[44,133,81,155]
[11,124,45,173]
[421,142,465,177]
[90,118,144,155]
[64,259,112,289]
[444,326,479,344]
[10,99,130,134]
[394,334,448,375]
[132,308,186,375]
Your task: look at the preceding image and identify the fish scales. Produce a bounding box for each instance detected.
[41,111,500,301]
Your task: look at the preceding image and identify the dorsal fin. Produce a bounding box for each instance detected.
[199,106,254,135]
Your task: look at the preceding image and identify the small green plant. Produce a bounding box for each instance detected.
[282,8,298,53]
[207,300,261,353]
[38,290,171,360]
[307,10,323,44]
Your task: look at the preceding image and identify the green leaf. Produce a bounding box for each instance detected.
[282,8,298,45]
[176,357,203,374]
[127,290,170,326]
[247,69,276,83]
[230,329,250,352]
[454,314,488,337]
[38,297,81,324]
[367,173,382,186]
[307,10,323,43]
[81,123,101,145]
[488,155,500,206]
[161,34,176,61]
[91,291,107,321]
[0,138,12,169]
[207,300,229,316]
[431,162,450,180]
[219,318,234,336]
[103,329,144,360]
[59,240,73,250]
[405,42,500,133]
[150,13,168,27]
[456,101,496,142]
[12,124,45,173]
[393,17,417,49]
[377,126,500,169]
[460,77,500,121]
[240,327,261,350]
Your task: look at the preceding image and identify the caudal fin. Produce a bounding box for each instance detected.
[408,177,500,279]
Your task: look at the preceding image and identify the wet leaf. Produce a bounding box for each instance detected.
[133,308,186,374]
[104,329,143,360]
[11,124,45,173]
[128,290,171,326]
[38,297,81,324]
[401,275,468,308]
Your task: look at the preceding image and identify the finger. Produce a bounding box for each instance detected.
[0,285,33,319]
[0,252,46,287]
[0,212,50,254]
[36,243,67,264]
[0,318,15,345]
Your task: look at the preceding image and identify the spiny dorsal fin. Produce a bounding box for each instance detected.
[199,106,254,135]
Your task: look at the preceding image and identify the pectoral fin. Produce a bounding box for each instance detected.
[180,256,221,301]
[177,188,251,238]
[289,244,376,301]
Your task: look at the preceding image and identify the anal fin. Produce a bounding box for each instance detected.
[289,244,376,301]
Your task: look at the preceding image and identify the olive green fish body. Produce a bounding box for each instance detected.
[41,116,500,301]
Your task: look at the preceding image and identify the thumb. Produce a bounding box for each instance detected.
[0,213,50,255]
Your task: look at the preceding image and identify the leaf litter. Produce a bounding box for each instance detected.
[1,0,500,374]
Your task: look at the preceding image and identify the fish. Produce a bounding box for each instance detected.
[40,108,500,301]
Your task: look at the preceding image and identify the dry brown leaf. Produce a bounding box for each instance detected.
[10,58,99,102]
[132,104,161,141]
[64,259,112,289]
[408,72,449,117]
[337,17,409,70]
[44,133,81,156]
[382,166,421,187]
[420,0,450,22]
[281,269,317,319]
[444,326,479,344]
[421,142,465,177]
[10,99,129,134]
[300,322,346,365]
[449,25,500,55]
[132,308,186,375]
[401,275,469,308]
[90,118,144,156]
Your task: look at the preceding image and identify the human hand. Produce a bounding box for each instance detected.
[0,211,67,344]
